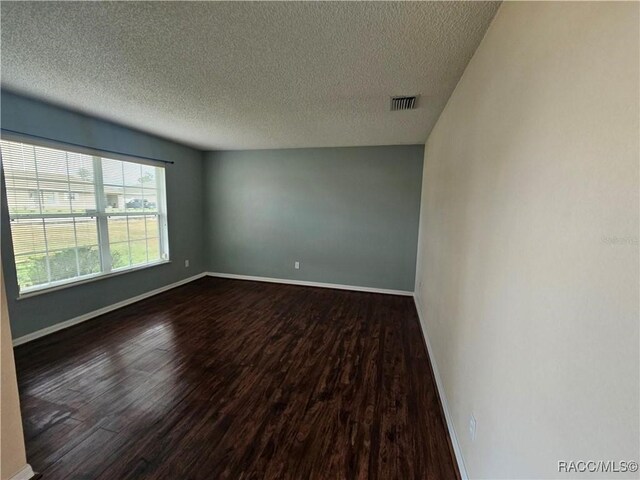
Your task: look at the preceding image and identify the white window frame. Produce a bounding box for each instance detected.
[1,135,171,298]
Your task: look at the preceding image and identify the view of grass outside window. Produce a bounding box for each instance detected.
[1,139,169,293]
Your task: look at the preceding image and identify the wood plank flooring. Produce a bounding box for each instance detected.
[15,277,459,480]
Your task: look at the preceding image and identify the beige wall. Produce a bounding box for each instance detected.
[414,2,639,479]
[1,268,28,479]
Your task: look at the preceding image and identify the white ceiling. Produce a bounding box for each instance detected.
[1,1,500,151]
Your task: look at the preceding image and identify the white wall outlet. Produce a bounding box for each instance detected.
[294,261,300,270]
[469,414,477,442]
[185,259,190,268]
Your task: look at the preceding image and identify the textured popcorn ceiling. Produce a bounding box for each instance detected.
[1,2,500,150]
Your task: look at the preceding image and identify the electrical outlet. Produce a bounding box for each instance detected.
[469,414,477,442]
[294,261,300,270]
[185,259,190,268]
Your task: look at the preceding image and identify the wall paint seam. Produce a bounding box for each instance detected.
[414,293,469,480]
[11,273,207,347]
[207,272,414,296]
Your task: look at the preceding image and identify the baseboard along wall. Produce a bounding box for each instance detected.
[12,272,411,346]
[11,273,208,346]
[206,272,414,296]
[413,295,469,479]
[8,464,35,480]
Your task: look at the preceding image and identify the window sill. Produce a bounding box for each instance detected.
[17,260,171,300]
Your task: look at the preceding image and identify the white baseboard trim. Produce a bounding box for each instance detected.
[413,295,469,480]
[9,464,35,480]
[12,272,207,347]
[206,272,413,296]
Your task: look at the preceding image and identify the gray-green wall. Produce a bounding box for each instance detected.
[1,91,206,339]
[203,146,423,291]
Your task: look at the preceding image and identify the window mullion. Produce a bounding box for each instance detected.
[92,156,111,273]
[31,144,52,283]
[65,152,81,277]
[156,168,169,260]
[122,163,132,266]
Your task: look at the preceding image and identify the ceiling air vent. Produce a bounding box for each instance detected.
[390,95,418,111]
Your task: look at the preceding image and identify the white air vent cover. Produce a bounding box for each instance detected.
[390,95,418,111]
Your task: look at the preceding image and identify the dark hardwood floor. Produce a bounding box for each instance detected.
[15,277,459,480]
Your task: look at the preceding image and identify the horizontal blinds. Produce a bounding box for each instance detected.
[2,141,97,216]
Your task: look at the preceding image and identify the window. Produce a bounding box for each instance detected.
[1,139,169,294]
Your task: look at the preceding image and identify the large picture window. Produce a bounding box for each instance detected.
[1,139,170,294]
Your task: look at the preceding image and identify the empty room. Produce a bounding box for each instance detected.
[0,2,638,480]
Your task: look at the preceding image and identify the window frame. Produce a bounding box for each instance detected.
[1,134,171,298]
